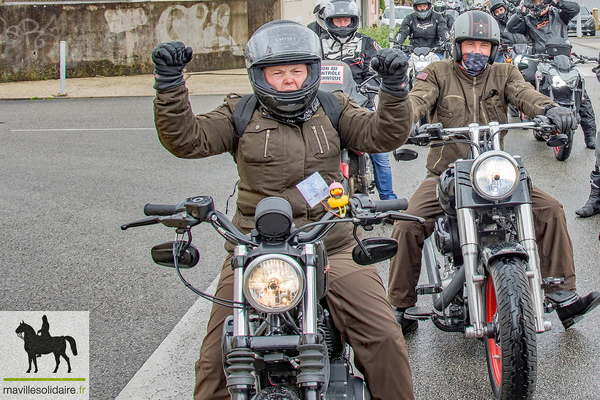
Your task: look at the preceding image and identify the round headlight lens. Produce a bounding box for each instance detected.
[243,255,305,313]
[471,153,519,200]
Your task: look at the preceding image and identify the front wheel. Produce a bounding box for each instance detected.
[554,128,574,161]
[485,256,537,400]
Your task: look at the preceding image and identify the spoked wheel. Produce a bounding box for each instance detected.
[554,129,574,161]
[484,256,537,400]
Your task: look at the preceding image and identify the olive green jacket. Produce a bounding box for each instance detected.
[154,85,412,253]
[410,59,553,176]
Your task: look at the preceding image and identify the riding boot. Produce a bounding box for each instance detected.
[584,130,596,149]
[575,171,600,217]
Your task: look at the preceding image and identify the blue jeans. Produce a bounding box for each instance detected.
[370,152,397,200]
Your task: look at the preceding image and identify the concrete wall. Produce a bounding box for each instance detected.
[0,0,278,82]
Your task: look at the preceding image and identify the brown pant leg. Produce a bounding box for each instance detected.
[388,179,442,309]
[194,255,233,400]
[531,186,576,292]
[325,248,415,400]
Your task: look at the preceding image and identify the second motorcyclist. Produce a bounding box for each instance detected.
[388,10,600,335]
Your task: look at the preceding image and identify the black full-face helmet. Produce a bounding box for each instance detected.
[489,0,508,24]
[451,10,501,64]
[433,1,447,14]
[323,0,360,42]
[413,0,433,20]
[245,20,322,119]
[524,0,550,18]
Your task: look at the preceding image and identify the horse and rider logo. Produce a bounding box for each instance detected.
[15,315,78,373]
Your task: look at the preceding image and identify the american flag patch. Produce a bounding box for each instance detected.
[416,71,428,80]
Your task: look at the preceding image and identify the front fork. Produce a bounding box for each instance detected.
[226,245,325,400]
[459,205,549,339]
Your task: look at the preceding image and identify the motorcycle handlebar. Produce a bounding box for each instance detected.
[144,203,179,216]
[373,198,409,212]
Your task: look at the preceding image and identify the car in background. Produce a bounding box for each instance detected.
[380,6,413,26]
[568,5,596,36]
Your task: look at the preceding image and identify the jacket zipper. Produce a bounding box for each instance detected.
[472,77,478,124]
[320,125,330,151]
[311,126,324,154]
[264,130,271,158]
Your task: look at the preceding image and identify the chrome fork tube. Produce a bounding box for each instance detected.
[233,245,248,338]
[489,121,501,150]
[303,244,317,335]
[516,204,548,332]
[457,208,485,338]
[468,123,481,158]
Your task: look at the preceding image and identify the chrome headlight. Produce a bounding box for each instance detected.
[243,254,305,313]
[471,152,520,201]
[551,75,577,89]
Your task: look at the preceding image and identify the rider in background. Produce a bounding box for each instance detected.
[576,58,600,217]
[152,20,415,400]
[393,0,450,58]
[307,0,329,38]
[387,10,600,335]
[506,0,597,149]
[489,0,529,63]
[320,0,399,200]
[433,1,455,30]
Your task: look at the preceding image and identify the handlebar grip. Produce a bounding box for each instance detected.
[144,203,178,216]
[374,198,409,213]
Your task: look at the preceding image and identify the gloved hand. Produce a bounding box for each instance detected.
[593,57,600,82]
[544,104,577,135]
[370,48,410,98]
[152,42,193,91]
[518,4,529,15]
[545,0,564,7]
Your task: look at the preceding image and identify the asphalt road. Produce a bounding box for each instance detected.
[1,42,600,400]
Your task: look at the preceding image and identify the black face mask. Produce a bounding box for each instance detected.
[461,52,489,76]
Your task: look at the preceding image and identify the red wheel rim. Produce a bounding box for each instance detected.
[486,278,501,385]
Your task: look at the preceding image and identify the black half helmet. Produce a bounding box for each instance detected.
[413,0,433,20]
[245,20,322,119]
[323,0,360,42]
[490,0,509,24]
[451,10,501,64]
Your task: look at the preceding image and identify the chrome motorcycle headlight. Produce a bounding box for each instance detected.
[551,75,567,89]
[243,255,305,313]
[471,152,520,201]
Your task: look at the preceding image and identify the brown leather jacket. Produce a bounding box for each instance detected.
[410,59,553,176]
[154,85,412,253]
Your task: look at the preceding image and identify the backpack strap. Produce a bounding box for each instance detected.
[231,94,258,160]
[316,90,343,131]
[230,91,343,161]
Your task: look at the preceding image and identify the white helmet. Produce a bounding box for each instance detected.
[313,0,331,31]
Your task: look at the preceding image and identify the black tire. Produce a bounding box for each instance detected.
[484,256,537,400]
[554,128,574,161]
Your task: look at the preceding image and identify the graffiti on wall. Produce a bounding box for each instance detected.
[156,4,244,55]
[104,8,148,34]
[0,15,59,65]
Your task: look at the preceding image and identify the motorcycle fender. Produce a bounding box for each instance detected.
[481,241,529,268]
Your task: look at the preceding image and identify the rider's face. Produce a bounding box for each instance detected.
[493,6,506,16]
[332,17,352,27]
[263,64,308,92]
[461,40,492,57]
[531,0,543,4]
[416,4,430,11]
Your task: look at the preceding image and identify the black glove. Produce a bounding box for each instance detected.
[544,104,577,135]
[152,42,193,91]
[545,0,564,7]
[518,4,529,15]
[370,48,410,98]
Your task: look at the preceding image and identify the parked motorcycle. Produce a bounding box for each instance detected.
[394,120,571,399]
[515,39,598,161]
[320,60,378,195]
[122,191,421,400]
